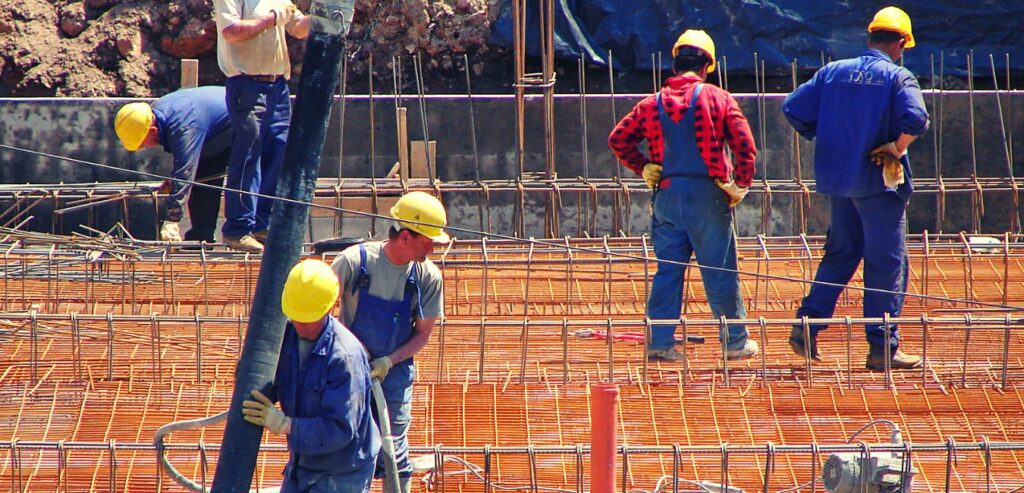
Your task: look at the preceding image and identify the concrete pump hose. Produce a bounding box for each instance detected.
[372,378,401,493]
[153,411,228,492]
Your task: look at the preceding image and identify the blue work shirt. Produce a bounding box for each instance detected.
[783,49,929,199]
[272,316,381,487]
[152,86,233,179]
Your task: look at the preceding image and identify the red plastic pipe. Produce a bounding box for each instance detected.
[590,383,619,493]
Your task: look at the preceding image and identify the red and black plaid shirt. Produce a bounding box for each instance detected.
[608,74,757,187]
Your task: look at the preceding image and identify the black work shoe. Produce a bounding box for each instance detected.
[865,346,922,371]
[788,326,822,361]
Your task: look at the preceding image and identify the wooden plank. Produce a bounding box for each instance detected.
[180,59,199,89]
[409,140,436,179]
[396,107,409,178]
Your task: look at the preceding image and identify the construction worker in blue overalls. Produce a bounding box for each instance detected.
[241,259,380,493]
[331,191,448,493]
[609,30,760,363]
[782,6,929,371]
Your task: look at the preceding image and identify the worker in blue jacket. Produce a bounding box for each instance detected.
[242,259,380,493]
[782,6,929,371]
[114,86,233,243]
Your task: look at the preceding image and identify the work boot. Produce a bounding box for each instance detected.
[788,326,822,361]
[159,221,182,242]
[725,339,759,361]
[647,347,687,362]
[253,229,269,243]
[224,234,264,253]
[865,346,922,371]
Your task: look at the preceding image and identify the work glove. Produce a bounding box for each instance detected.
[159,221,182,242]
[641,163,662,190]
[370,356,394,380]
[869,143,905,188]
[242,389,291,435]
[714,179,749,208]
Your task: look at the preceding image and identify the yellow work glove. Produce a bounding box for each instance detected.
[641,163,662,190]
[714,179,749,208]
[242,389,291,435]
[370,356,394,380]
[869,143,905,188]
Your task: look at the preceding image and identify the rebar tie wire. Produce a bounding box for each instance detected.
[1,143,1023,313]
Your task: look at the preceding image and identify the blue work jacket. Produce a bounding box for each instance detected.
[152,86,233,177]
[272,316,380,484]
[783,49,929,199]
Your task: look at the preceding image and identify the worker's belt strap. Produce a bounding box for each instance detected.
[659,173,712,190]
[240,74,281,83]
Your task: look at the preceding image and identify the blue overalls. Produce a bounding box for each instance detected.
[347,244,420,480]
[647,84,748,351]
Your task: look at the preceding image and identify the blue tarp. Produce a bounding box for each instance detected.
[490,1,1024,75]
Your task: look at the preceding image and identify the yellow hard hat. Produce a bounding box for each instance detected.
[114,102,154,151]
[868,6,915,49]
[281,259,340,323]
[671,29,716,73]
[390,191,451,243]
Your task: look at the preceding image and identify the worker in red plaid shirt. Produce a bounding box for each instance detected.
[609,29,759,363]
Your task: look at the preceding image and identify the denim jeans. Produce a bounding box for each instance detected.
[647,178,748,351]
[222,75,291,237]
[796,193,908,349]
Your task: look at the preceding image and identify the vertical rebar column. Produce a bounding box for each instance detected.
[590,383,618,493]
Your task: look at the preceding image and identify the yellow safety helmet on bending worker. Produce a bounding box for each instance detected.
[671,29,716,73]
[114,102,155,152]
[390,191,451,243]
[281,259,340,323]
[868,6,915,49]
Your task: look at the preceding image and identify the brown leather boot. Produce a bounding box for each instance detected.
[224,234,264,253]
[865,345,922,371]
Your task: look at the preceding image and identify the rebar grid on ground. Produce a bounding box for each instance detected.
[1,174,1023,239]
[3,383,1024,492]
[2,234,1021,316]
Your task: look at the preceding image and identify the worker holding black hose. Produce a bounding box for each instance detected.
[782,6,929,371]
[608,29,759,363]
[242,259,380,493]
[330,191,448,493]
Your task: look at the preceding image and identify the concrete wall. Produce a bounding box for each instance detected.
[1,91,1022,240]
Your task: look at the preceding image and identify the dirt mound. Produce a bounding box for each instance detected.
[0,0,499,97]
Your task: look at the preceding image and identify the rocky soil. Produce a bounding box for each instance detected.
[0,0,501,97]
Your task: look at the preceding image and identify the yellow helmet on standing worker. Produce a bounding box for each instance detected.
[671,29,716,73]
[281,259,340,323]
[390,191,451,243]
[114,102,155,152]
[868,6,915,49]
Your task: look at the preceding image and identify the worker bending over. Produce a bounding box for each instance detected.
[331,191,448,493]
[114,86,232,243]
[213,0,309,252]
[242,259,380,492]
[609,29,759,362]
[782,6,929,371]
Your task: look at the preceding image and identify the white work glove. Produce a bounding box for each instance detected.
[370,356,394,380]
[714,179,749,208]
[159,221,182,242]
[242,389,291,435]
[869,142,906,188]
[641,163,662,190]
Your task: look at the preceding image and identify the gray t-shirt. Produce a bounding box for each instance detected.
[330,241,444,328]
